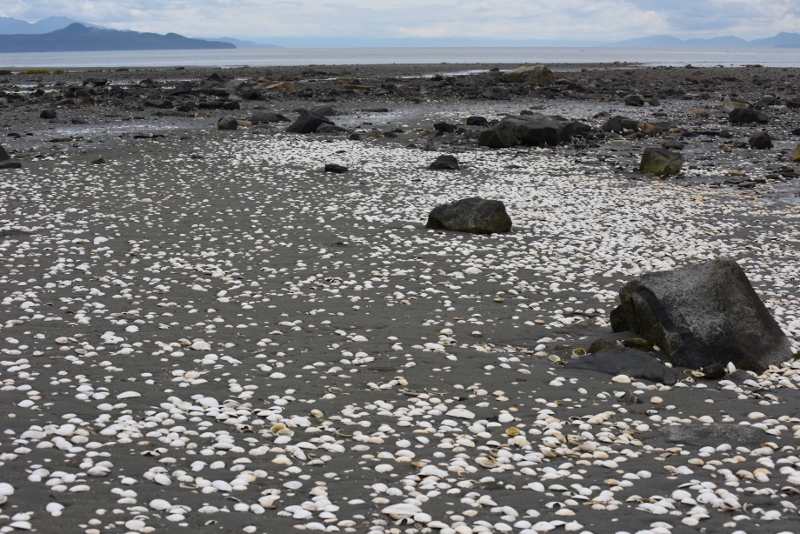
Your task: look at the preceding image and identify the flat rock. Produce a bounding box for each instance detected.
[429,155,459,170]
[425,197,511,234]
[564,349,679,385]
[250,111,289,123]
[324,163,348,173]
[729,107,769,124]
[659,424,770,448]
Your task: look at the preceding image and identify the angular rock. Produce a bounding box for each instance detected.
[250,111,289,124]
[639,147,684,175]
[40,109,57,119]
[479,113,581,148]
[564,349,679,385]
[601,116,639,134]
[615,259,792,372]
[478,126,517,149]
[722,95,748,113]
[286,111,333,134]
[624,94,659,107]
[425,197,511,234]
[310,105,337,116]
[169,81,194,96]
[429,155,459,170]
[316,124,347,134]
[502,65,556,85]
[749,131,773,149]
[729,107,768,124]
[217,118,238,130]
[482,86,510,100]
[0,145,8,161]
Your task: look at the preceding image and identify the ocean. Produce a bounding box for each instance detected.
[0,46,799,69]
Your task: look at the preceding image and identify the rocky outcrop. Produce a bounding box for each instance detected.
[612,259,792,373]
[425,197,512,234]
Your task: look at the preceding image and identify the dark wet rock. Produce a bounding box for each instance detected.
[222,101,240,111]
[198,100,226,110]
[610,305,629,332]
[479,113,584,148]
[482,86,510,100]
[426,197,512,234]
[615,259,793,373]
[83,77,108,86]
[169,81,194,96]
[40,109,57,119]
[250,110,289,123]
[502,65,556,85]
[176,102,197,112]
[316,123,347,134]
[625,94,659,107]
[144,99,174,109]
[0,160,21,169]
[601,116,639,133]
[564,349,679,385]
[324,163,348,173]
[466,116,489,127]
[660,424,770,448]
[217,117,238,130]
[640,148,684,175]
[729,107,769,124]
[434,122,458,133]
[310,105,337,116]
[91,157,106,165]
[0,145,8,161]
[429,155,459,170]
[286,110,333,134]
[749,131,773,149]
[640,123,664,137]
[661,140,685,150]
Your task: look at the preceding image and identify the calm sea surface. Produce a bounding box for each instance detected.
[0,47,799,69]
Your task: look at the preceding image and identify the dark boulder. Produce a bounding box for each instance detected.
[316,123,347,134]
[0,161,22,169]
[502,65,556,85]
[310,105,337,116]
[466,116,489,127]
[749,131,773,149]
[429,155,459,170]
[286,111,333,134]
[169,81,195,96]
[0,145,8,161]
[434,122,458,133]
[729,108,769,125]
[217,118,238,130]
[83,77,108,86]
[660,423,770,448]
[564,349,680,385]
[482,86,510,100]
[615,259,792,372]
[426,197,512,234]
[601,116,639,133]
[40,109,57,119]
[479,113,582,148]
[324,163,348,173]
[624,94,659,107]
[639,147,684,175]
[250,111,289,123]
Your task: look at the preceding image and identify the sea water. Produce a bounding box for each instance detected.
[0,46,799,69]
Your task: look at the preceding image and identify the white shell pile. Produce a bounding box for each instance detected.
[0,98,799,534]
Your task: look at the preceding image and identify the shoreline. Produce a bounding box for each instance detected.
[1,63,799,533]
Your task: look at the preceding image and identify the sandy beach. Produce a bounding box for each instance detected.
[1,63,800,534]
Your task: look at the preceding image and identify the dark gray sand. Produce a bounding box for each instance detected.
[1,64,800,534]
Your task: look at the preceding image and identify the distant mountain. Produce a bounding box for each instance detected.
[613,32,800,48]
[212,37,279,49]
[0,16,95,34]
[0,23,235,52]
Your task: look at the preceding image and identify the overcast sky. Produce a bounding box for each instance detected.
[1,0,798,42]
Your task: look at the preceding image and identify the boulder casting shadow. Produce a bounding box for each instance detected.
[425,197,512,234]
[611,259,792,373]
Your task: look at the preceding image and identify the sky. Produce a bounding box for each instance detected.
[1,0,799,43]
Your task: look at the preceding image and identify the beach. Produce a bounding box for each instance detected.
[1,63,800,534]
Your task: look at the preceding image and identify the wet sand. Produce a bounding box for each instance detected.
[0,64,799,534]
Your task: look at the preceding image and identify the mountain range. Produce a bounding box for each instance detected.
[0,16,799,50]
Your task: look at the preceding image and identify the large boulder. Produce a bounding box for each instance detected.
[429,155,459,170]
[286,111,333,134]
[639,147,683,175]
[478,113,583,148]
[749,131,773,149]
[502,65,556,85]
[425,197,512,234]
[613,259,793,373]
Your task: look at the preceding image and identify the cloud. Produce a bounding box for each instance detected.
[0,0,797,41]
